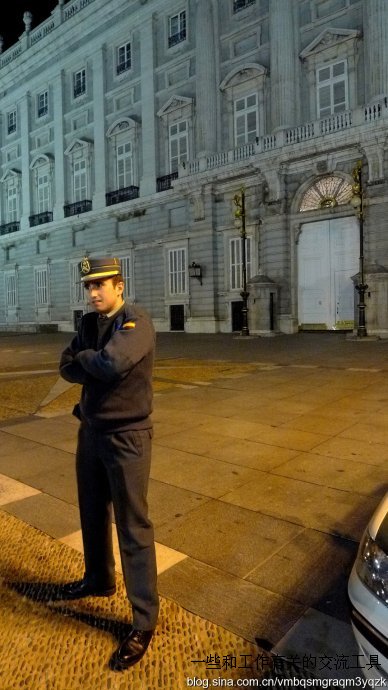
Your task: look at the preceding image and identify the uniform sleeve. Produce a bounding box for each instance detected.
[59,332,90,384]
[75,317,153,382]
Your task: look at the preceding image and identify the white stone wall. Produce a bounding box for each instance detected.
[0,0,388,335]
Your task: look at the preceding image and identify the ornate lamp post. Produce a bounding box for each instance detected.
[233,188,250,336]
[351,160,368,337]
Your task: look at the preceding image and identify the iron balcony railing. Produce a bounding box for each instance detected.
[156,172,178,192]
[233,0,256,13]
[64,200,92,217]
[29,211,53,227]
[168,30,186,48]
[116,60,131,75]
[0,221,20,235]
[106,186,139,206]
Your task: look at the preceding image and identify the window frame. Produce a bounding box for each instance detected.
[116,42,132,75]
[37,90,49,119]
[4,271,18,308]
[7,110,17,135]
[34,266,49,306]
[234,93,259,147]
[168,119,189,174]
[73,68,86,99]
[168,9,187,48]
[73,158,88,202]
[230,236,252,291]
[316,59,348,119]
[168,247,187,296]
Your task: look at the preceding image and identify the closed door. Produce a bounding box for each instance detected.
[298,218,359,330]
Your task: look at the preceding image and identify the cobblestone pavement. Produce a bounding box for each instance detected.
[0,331,387,687]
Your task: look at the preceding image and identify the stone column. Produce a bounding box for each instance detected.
[269,0,299,130]
[363,0,388,101]
[53,72,65,221]
[92,45,107,209]
[140,14,156,196]
[195,0,217,155]
[20,94,31,231]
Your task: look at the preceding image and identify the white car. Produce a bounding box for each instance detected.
[348,492,388,682]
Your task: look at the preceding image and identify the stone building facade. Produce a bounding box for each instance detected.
[0,0,387,335]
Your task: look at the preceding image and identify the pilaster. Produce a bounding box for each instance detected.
[92,45,107,209]
[53,72,65,221]
[363,0,388,102]
[269,0,299,130]
[195,0,217,155]
[20,94,31,231]
[140,15,156,196]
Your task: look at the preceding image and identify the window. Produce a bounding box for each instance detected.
[169,248,187,294]
[117,141,133,188]
[35,267,49,306]
[117,42,131,74]
[119,255,132,297]
[71,263,84,303]
[74,159,87,201]
[73,68,86,98]
[317,60,348,118]
[230,237,252,290]
[234,94,258,146]
[37,91,48,118]
[169,120,188,173]
[7,110,16,135]
[37,172,51,213]
[7,186,18,223]
[168,10,186,48]
[233,0,256,13]
[5,272,17,308]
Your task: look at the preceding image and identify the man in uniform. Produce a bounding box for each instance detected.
[59,256,159,671]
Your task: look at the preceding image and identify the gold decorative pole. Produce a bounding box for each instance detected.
[351,160,368,337]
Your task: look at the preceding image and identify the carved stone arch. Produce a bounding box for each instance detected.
[107,117,138,138]
[30,153,53,170]
[219,63,267,91]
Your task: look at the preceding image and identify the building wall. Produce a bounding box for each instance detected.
[0,0,387,335]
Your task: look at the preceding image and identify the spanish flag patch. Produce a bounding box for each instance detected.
[122,321,136,329]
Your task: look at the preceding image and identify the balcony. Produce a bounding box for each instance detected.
[116,60,131,75]
[156,172,178,192]
[64,200,92,217]
[233,0,256,12]
[29,211,53,227]
[0,222,20,236]
[168,30,186,48]
[106,186,139,206]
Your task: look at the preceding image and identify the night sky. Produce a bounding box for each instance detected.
[2,0,58,50]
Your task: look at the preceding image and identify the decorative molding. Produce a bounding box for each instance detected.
[300,28,361,59]
[64,138,93,156]
[157,95,193,118]
[220,63,267,91]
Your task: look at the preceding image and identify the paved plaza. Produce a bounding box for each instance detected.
[0,331,388,688]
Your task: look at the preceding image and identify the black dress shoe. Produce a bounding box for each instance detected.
[58,578,116,600]
[109,628,154,671]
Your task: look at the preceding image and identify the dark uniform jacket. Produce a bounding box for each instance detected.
[59,302,155,432]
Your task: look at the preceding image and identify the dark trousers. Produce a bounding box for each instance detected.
[76,424,159,631]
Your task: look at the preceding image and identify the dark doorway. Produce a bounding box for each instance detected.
[73,310,83,331]
[231,301,243,332]
[170,304,185,331]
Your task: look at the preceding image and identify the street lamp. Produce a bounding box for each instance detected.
[351,160,368,337]
[233,187,250,336]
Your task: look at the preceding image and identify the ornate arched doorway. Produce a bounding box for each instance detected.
[297,175,358,330]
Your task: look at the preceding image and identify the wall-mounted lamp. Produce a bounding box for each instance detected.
[189,261,202,285]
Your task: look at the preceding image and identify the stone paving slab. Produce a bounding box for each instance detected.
[0,510,264,690]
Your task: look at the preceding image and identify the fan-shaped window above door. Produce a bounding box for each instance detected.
[299,175,353,211]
